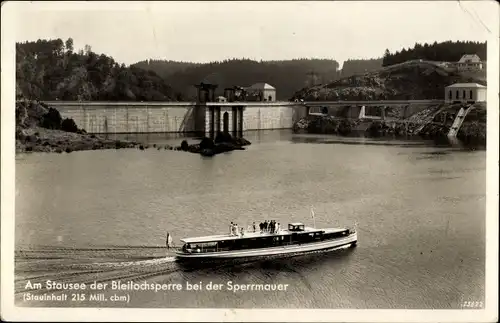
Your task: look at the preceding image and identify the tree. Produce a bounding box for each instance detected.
[65,38,74,53]
[84,44,92,55]
[383,49,391,66]
[61,118,79,132]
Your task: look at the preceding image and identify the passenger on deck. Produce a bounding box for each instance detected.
[229,222,234,236]
[264,220,268,232]
[253,222,256,232]
[234,224,239,236]
[240,227,244,237]
[259,222,264,233]
[276,222,281,233]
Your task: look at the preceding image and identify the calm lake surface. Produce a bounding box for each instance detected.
[15,130,486,309]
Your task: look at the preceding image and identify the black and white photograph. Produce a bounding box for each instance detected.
[1,1,499,322]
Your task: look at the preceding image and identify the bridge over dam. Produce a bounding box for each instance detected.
[46,99,444,136]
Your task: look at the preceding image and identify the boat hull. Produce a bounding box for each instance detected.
[176,233,357,262]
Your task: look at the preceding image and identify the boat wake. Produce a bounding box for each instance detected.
[15,243,356,300]
[14,246,181,296]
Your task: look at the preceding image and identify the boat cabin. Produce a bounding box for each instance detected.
[179,223,352,254]
[288,223,305,231]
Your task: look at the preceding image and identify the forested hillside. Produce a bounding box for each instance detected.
[133,60,203,78]
[340,58,383,77]
[131,58,386,100]
[383,41,486,66]
[132,58,342,100]
[16,39,181,101]
[16,38,486,103]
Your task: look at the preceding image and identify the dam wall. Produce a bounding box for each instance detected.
[46,101,304,134]
[47,102,199,134]
[242,103,301,130]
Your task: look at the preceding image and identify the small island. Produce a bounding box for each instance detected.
[176,132,251,157]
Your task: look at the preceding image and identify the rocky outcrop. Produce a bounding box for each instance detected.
[456,107,487,144]
[293,116,360,136]
[457,121,486,144]
[176,132,251,157]
[15,100,140,153]
[292,104,486,146]
[294,115,435,138]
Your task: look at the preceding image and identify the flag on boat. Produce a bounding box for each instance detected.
[166,233,173,248]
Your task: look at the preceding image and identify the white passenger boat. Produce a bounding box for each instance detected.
[175,222,357,262]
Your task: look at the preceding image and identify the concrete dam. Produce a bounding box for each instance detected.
[48,101,306,135]
[45,83,441,136]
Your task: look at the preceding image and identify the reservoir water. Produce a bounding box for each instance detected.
[14,130,486,309]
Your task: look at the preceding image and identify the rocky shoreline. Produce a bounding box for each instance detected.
[293,114,486,145]
[16,127,140,154]
[16,126,252,155]
[15,100,252,155]
[16,100,140,154]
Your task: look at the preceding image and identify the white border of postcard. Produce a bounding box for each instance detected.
[2,1,499,322]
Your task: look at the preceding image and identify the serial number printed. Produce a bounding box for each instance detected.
[461,300,483,309]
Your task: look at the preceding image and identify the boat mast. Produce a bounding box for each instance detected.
[311,206,316,228]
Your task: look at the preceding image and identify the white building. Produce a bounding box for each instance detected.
[445,83,486,103]
[245,83,276,102]
[455,54,483,71]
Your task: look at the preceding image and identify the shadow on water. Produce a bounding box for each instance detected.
[176,245,356,274]
[107,129,485,151]
[290,132,485,151]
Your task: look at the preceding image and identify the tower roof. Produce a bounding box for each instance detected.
[446,83,486,88]
[246,83,276,90]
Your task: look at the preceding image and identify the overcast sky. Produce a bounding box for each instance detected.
[9,1,498,67]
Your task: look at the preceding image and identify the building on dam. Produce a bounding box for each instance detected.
[244,83,277,102]
[445,83,487,104]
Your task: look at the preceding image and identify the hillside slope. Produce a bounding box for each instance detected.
[16,39,179,101]
[382,40,486,67]
[132,58,342,100]
[291,60,486,101]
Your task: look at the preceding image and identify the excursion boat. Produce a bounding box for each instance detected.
[175,222,357,262]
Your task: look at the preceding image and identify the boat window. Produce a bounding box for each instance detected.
[288,224,305,232]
